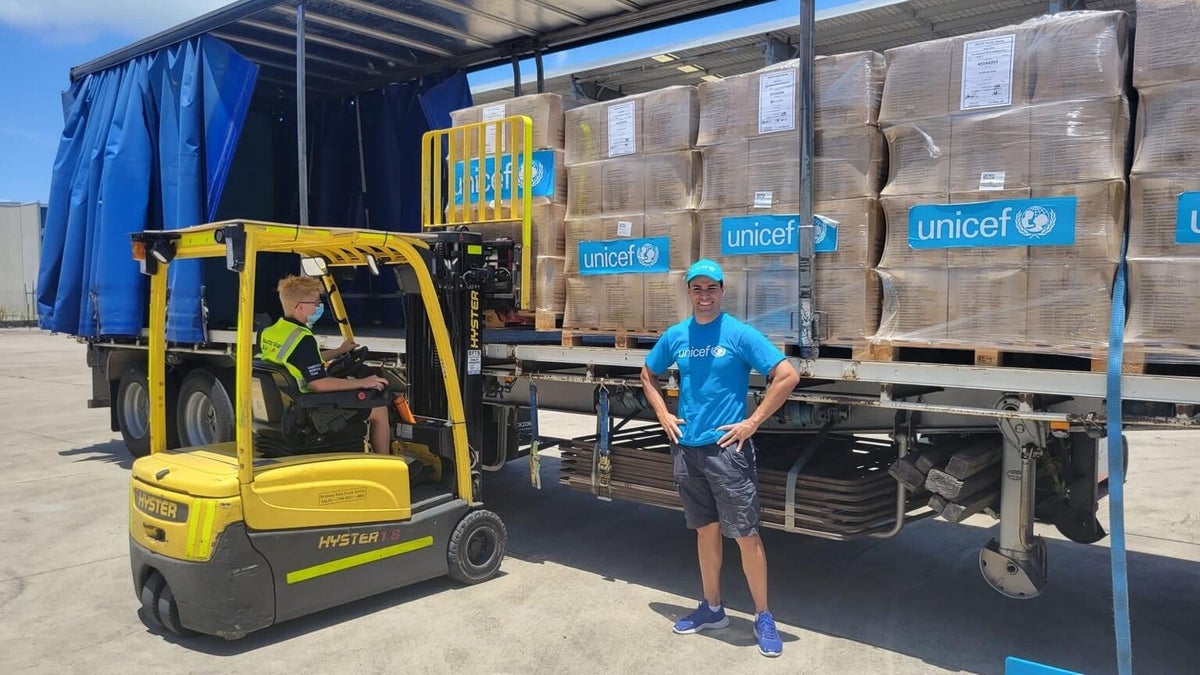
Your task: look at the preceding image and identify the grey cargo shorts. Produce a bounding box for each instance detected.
[671,439,761,538]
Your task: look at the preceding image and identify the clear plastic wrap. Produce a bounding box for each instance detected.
[1129,173,1200,258]
[564,212,697,273]
[643,272,692,332]
[563,86,698,165]
[698,134,805,209]
[1132,81,1200,174]
[450,92,566,151]
[1027,11,1129,102]
[565,151,700,218]
[564,275,643,331]
[1126,259,1200,359]
[1132,0,1200,89]
[697,199,882,270]
[813,51,885,129]
[697,60,800,146]
[534,256,566,314]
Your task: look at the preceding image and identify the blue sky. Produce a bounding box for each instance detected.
[0,0,854,204]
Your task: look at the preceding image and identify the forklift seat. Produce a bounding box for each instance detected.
[250,360,384,457]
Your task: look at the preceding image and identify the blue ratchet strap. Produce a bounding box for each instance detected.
[593,386,613,501]
[529,383,542,489]
[1106,248,1132,675]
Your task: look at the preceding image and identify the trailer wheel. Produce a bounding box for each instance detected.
[117,367,153,457]
[447,509,507,585]
[139,570,166,628]
[177,369,235,448]
[156,582,194,637]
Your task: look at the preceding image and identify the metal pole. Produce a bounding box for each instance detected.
[797,0,817,357]
[511,54,522,97]
[296,1,310,226]
[535,50,545,93]
[354,94,370,229]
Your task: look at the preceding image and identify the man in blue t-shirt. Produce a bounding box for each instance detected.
[641,259,800,658]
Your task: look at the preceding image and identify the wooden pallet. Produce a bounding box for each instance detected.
[560,327,666,348]
[534,310,563,332]
[848,339,1131,373]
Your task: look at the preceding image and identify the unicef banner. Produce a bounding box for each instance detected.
[578,237,670,275]
[908,197,1077,249]
[453,150,555,205]
[719,214,838,255]
[1177,192,1200,244]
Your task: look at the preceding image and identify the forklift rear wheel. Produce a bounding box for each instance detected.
[139,570,166,628]
[156,582,195,637]
[447,509,507,584]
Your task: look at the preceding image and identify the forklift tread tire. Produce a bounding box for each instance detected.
[156,583,194,637]
[139,570,166,628]
[447,509,507,585]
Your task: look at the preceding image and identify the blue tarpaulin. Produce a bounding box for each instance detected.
[37,35,257,342]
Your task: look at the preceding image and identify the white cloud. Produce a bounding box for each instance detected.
[0,0,237,44]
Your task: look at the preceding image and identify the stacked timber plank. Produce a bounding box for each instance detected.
[1126,0,1200,363]
[888,436,1002,523]
[561,427,927,537]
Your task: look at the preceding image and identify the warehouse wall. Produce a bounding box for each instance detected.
[0,203,43,322]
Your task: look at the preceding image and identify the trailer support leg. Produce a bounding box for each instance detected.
[980,406,1047,598]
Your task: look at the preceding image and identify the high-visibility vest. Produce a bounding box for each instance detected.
[259,318,316,392]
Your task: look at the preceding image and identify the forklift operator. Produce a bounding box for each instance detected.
[259,275,391,454]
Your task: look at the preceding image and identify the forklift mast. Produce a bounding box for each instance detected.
[403,230,487,470]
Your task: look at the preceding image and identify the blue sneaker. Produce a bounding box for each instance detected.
[672,600,730,634]
[754,611,782,657]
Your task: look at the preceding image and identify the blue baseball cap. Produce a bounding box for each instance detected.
[686,259,724,284]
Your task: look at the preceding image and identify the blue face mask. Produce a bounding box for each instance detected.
[306,303,324,328]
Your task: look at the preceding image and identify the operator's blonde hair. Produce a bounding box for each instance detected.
[277,275,324,311]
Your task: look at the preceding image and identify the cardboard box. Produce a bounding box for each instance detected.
[948,267,1028,344]
[879,37,956,124]
[879,194,950,268]
[600,152,699,214]
[1029,10,1129,103]
[566,162,603,218]
[1127,258,1200,350]
[643,271,691,331]
[1030,180,1125,263]
[470,204,566,258]
[450,92,567,152]
[814,125,885,201]
[744,267,800,339]
[1128,173,1200,259]
[814,51,885,129]
[1132,0,1200,89]
[563,275,644,331]
[1029,97,1129,186]
[564,216,641,273]
[644,210,700,271]
[564,86,699,164]
[1025,263,1114,349]
[815,197,884,269]
[1132,81,1200,175]
[815,267,882,344]
[948,107,1031,193]
[876,268,949,341]
[881,118,952,196]
[720,269,749,319]
[700,136,801,210]
[699,141,750,210]
[698,60,800,146]
[943,189,1031,268]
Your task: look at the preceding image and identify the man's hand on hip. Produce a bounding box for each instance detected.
[658,414,686,444]
[717,418,760,452]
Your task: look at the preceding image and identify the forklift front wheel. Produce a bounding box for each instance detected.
[447,509,507,585]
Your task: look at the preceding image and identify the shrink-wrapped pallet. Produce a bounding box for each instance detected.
[450,92,567,152]
[697,60,800,146]
[814,51,885,128]
[1131,80,1200,174]
[1132,0,1200,89]
[1127,259,1200,354]
[564,86,698,164]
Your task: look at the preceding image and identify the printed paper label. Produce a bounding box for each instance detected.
[908,197,1077,249]
[607,101,637,157]
[960,34,1016,110]
[616,220,633,237]
[753,191,774,208]
[979,171,1007,190]
[467,349,482,375]
[759,69,796,134]
[482,104,506,153]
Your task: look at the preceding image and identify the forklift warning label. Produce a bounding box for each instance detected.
[318,488,368,506]
[134,488,189,523]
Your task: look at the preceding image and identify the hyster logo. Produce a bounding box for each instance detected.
[1175,192,1200,245]
[579,236,670,275]
[134,488,188,523]
[720,214,838,255]
[908,197,1077,249]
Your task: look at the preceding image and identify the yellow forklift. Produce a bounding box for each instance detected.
[127,221,507,639]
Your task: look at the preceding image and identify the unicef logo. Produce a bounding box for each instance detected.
[527,159,544,189]
[813,217,828,245]
[1015,206,1056,238]
[636,242,661,267]
[712,346,727,358]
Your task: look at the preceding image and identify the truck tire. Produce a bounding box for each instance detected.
[446,509,507,585]
[177,369,235,448]
[117,367,153,458]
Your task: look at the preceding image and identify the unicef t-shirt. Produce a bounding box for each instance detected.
[644,313,786,447]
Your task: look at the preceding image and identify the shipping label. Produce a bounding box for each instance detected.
[482,104,506,153]
[453,150,556,204]
[607,101,637,157]
[960,34,1016,110]
[1176,192,1200,244]
[578,237,670,275]
[759,69,797,134]
[720,214,838,255]
[908,197,1077,249]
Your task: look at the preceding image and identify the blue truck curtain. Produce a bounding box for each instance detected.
[37,35,257,341]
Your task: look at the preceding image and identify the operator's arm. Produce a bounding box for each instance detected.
[308,374,387,393]
[641,365,685,444]
[320,339,359,360]
[717,350,800,451]
[290,335,386,393]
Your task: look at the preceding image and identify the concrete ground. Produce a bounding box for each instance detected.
[0,327,1196,675]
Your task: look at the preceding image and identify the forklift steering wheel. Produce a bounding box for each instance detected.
[327,344,370,377]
